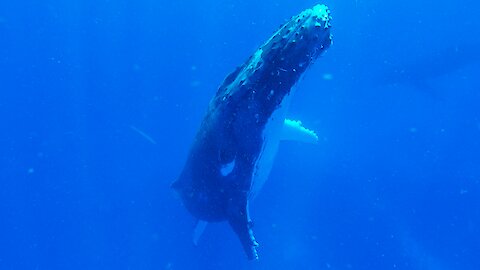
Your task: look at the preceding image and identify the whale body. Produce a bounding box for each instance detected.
[172,4,332,260]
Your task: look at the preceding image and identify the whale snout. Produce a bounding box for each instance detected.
[296,4,332,35]
[281,4,332,57]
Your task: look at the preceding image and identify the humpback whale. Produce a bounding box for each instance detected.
[172,4,332,260]
[378,42,480,97]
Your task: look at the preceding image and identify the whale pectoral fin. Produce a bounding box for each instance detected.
[193,220,208,246]
[227,195,259,260]
[282,119,319,144]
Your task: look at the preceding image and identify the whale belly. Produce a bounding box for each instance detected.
[249,91,294,200]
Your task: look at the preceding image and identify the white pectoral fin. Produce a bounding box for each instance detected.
[282,119,319,144]
[193,220,208,246]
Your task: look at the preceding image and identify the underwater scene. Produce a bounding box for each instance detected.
[1,0,479,269]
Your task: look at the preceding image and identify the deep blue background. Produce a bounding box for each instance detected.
[1,0,479,269]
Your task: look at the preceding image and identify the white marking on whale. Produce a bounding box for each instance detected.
[221,159,236,176]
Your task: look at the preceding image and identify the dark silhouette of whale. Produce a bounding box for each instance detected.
[172,4,332,260]
[378,42,480,96]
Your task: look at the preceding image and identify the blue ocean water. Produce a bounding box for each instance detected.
[1,0,479,269]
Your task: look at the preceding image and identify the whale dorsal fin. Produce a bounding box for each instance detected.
[193,220,208,246]
[281,119,318,143]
